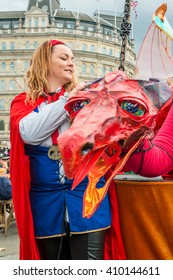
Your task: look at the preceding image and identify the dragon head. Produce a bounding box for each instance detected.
[57,70,172,218]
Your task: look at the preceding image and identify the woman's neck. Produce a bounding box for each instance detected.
[47,78,65,93]
[47,85,63,93]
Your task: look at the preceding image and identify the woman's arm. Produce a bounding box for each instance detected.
[19,96,68,145]
[19,82,88,145]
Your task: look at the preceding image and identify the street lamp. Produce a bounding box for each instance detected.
[118,0,132,71]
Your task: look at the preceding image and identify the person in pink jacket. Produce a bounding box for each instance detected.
[126,102,173,179]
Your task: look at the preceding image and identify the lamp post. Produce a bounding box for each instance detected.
[118,0,132,71]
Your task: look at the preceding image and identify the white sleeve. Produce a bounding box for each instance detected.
[19,96,68,145]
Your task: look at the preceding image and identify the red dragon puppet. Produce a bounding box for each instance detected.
[57,3,173,219]
[57,69,173,219]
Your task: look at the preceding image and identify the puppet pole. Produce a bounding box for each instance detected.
[118,0,132,71]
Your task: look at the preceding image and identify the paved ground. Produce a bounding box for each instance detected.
[0,220,19,260]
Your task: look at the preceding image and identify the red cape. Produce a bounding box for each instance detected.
[10,93,45,260]
[104,172,126,260]
[10,92,126,260]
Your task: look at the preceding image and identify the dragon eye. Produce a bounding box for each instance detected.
[73,99,90,112]
[120,100,145,116]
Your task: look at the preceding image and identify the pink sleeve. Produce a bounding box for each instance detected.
[126,104,173,177]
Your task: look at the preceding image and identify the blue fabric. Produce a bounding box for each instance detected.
[25,144,111,237]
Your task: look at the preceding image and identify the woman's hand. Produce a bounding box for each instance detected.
[68,81,88,98]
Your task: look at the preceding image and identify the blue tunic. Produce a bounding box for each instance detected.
[25,144,111,238]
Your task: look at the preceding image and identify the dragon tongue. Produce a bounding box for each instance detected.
[82,136,145,218]
[72,146,107,189]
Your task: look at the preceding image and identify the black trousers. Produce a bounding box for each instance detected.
[36,230,107,260]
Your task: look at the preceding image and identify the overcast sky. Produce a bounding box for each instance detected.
[1,0,173,53]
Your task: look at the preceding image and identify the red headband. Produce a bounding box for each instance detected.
[50,39,65,46]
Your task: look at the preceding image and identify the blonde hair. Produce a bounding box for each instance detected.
[25,40,77,103]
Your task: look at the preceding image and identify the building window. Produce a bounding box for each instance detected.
[90,64,95,74]
[26,41,30,49]
[10,42,15,50]
[100,27,103,33]
[109,48,113,56]
[66,22,75,29]
[35,18,39,28]
[90,44,95,52]
[102,66,106,76]
[12,21,19,28]
[88,26,94,32]
[9,80,15,90]
[1,62,6,72]
[29,19,32,28]
[0,120,5,131]
[56,22,64,28]
[34,41,39,48]
[82,63,86,74]
[0,99,5,110]
[102,47,107,55]
[79,25,84,30]
[115,51,120,59]
[2,42,6,50]
[0,80,6,91]
[10,62,15,71]
[41,18,46,27]
[82,44,87,51]
[24,61,30,70]
[109,67,113,72]
[2,22,10,29]
[104,28,113,36]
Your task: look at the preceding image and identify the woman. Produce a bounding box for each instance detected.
[10,39,116,260]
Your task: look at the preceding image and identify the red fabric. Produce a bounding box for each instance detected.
[10,92,45,260]
[104,171,126,260]
[50,40,65,46]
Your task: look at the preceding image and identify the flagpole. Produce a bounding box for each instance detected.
[97,0,100,24]
[96,0,100,76]
[77,0,79,19]
[131,11,134,39]
[114,0,117,28]
[118,0,132,71]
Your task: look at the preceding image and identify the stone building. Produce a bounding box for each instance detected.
[0,0,136,144]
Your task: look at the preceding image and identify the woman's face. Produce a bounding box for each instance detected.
[49,44,75,86]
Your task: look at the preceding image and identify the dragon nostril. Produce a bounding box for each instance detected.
[118,139,125,147]
[81,142,94,155]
